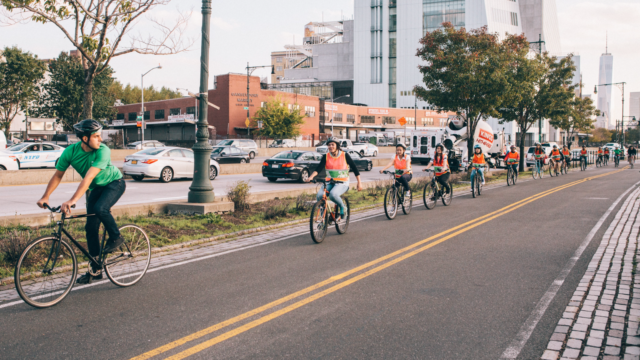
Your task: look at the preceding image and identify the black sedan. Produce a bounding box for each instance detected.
[345,150,373,172]
[262,151,324,183]
[210,146,251,164]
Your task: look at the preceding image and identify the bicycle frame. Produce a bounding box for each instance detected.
[315,180,341,223]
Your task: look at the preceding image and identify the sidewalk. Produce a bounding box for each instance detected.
[542,185,640,359]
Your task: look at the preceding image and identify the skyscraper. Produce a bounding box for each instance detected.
[628,92,640,126]
[595,46,613,129]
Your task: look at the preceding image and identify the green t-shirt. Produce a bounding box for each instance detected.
[56,142,122,190]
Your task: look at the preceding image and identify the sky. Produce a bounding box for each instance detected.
[0,0,638,123]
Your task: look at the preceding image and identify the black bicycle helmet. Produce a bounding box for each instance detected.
[396,143,407,150]
[325,138,341,149]
[73,119,103,140]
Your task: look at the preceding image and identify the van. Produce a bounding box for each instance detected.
[0,131,7,149]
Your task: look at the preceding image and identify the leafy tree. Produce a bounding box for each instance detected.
[252,97,305,140]
[108,82,182,105]
[589,127,612,143]
[415,23,512,161]
[1,0,191,119]
[550,94,598,149]
[32,52,116,130]
[0,46,46,139]
[500,40,577,171]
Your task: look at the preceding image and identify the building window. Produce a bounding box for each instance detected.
[370,1,383,84]
[276,66,283,71]
[361,115,375,124]
[155,109,165,120]
[422,117,435,126]
[382,116,396,124]
[334,113,343,122]
[187,107,196,116]
[510,12,518,26]
[347,114,355,123]
[276,57,283,63]
[116,113,125,120]
[423,0,465,34]
[305,106,316,117]
[143,111,150,120]
[128,112,137,121]
[170,108,181,116]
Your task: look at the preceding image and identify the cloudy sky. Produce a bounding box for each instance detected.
[1,0,638,122]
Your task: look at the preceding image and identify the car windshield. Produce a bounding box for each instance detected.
[271,140,283,145]
[7,143,31,151]
[273,151,304,159]
[316,141,327,146]
[211,147,224,155]
[136,148,165,156]
[217,140,233,146]
[527,148,535,154]
[128,141,141,146]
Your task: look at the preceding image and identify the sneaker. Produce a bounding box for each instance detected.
[76,270,103,284]
[103,236,125,254]
[482,180,485,185]
[405,191,411,198]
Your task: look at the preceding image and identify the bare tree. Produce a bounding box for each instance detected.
[1,0,192,120]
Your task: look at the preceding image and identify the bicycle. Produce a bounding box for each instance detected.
[422,169,452,209]
[560,158,569,175]
[506,162,518,186]
[532,158,544,180]
[614,155,620,168]
[629,155,635,169]
[14,204,151,308]
[382,171,412,220]
[309,179,350,244]
[595,156,602,168]
[604,155,609,166]
[580,157,587,171]
[549,158,560,177]
[470,164,484,198]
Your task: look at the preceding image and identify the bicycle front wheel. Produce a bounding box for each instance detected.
[104,225,151,287]
[310,201,328,244]
[335,197,350,234]
[15,236,77,308]
[507,168,513,186]
[423,182,436,209]
[476,178,482,196]
[384,187,398,220]
[549,163,555,177]
[402,186,413,215]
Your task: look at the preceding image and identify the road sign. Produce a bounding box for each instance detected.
[243,107,249,110]
[398,117,407,126]
[245,118,250,127]
[137,121,142,128]
[257,121,263,129]
[136,116,143,121]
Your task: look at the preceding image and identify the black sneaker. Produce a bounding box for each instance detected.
[76,270,103,284]
[103,236,125,254]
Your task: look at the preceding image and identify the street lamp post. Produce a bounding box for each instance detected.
[245,63,275,138]
[328,94,350,137]
[595,82,626,147]
[188,0,214,204]
[141,65,162,144]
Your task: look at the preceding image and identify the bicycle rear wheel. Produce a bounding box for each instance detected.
[335,197,350,234]
[104,225,151,287]
[401,186,413,215]
[309,201,328,243]
[15,236,77,308]
[384,186,398,220]
[423,182,436,209]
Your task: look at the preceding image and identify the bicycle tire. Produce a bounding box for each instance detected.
[423,182,436,209]
[310,201,328,244]
[442,183,452,206]
[104,225,151,287]
[532,163,540,180]
[507,168,512,186]
[472,177,476,198]
[549,163,555,177]
[15,236,77,308]
[335,197,350,234]
[401,186,413,215]
[384,186,398,220]
[476,178,482,196]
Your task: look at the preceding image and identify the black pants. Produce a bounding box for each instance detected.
[85,178,126,259]
[436,172,451,194]
[395,173,412,191]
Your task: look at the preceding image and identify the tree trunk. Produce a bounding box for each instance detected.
[81,65,96,120]
[519,121,527,172]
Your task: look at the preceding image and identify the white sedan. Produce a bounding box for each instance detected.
[4,142,64,169]
[0,152,20,170]
[123,147,221,183]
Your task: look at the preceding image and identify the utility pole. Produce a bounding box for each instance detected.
[530,34,546,143]
[246,63,274,138]
[141,65,162,145]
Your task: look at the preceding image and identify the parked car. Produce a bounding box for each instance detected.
[126,140,165,150]
[0,131,7,149]
[123,147,220,183]
[216,139,259,159]
[50,134,78,147]
[0,152,19,170]
[316,139,354,154]
[269,139,296,148]
[354,142,379,157]
[525,146,552,167]
[5,142,64,169]
[210,146,251,164]
[262,150,323,183]
[345,150,374,172]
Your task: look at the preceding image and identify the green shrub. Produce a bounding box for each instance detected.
[227,180,251,212]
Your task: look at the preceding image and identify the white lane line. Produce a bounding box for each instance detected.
[500,181,640,359]
[586,197,609,200]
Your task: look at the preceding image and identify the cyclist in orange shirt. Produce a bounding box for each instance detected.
[562,145,571,168]
[549,145,562,174]
[504,145,520,178]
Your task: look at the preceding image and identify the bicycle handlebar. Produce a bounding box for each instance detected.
[43,203,75,213]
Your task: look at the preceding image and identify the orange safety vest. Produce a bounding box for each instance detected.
[562,149,570,156]
[325,151,349,182]
[597,150,603,154]
[505,151,519,164]
[580,150,587,155]
[472,154,486,165]
[393,155,412,178]
[551,149,561,159]
[605,149,610,154]
[433,155,449,176]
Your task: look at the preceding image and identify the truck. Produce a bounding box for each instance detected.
[408,119,506,172]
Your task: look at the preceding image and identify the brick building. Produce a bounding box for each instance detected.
[111,73,453,146]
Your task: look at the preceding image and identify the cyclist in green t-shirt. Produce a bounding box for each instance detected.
[37,119,126,284]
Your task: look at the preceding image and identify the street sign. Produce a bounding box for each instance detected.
[243,107,249,110]
[137,121,142,128]
[136,116,143,121]
[257,121,263,129]
[398,117,407,126]
[245,118,250,127]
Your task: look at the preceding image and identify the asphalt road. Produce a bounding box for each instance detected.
[0,165,637,359]
[1,165,405,217]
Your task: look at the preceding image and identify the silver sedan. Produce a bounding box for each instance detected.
[123,147,221,183]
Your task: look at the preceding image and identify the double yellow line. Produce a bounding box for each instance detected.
[132,168,627,360]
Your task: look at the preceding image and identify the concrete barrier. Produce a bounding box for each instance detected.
[110,149,138,161]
